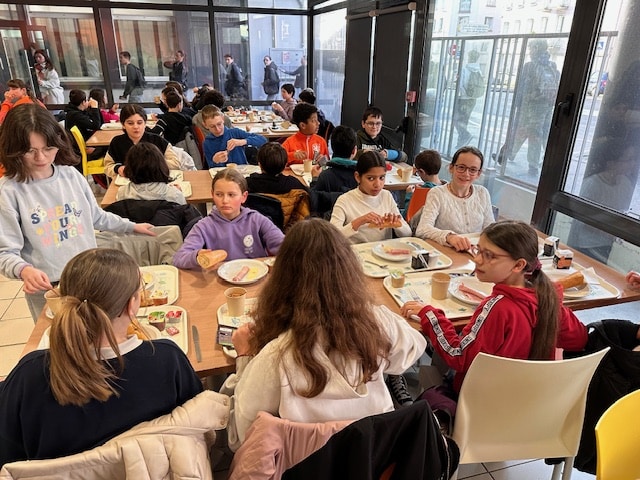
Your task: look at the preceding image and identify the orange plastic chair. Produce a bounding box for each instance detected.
[405,187,430,222]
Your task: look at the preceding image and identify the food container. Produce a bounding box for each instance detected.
[553,249,574,269]
[390,271,406,288]
[411,250,430,269]
[543,236,559,256]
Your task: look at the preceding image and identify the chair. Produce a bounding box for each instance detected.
[69,126,108,183]
[244,193,285,231]
[405,186,430,222]
[451,349,609,480]
[595,389,640,480]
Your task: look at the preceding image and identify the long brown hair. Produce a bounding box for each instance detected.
[482,221,559,359]
[250,219,392,397]
[0,104,79,182]
[48,248,141,406]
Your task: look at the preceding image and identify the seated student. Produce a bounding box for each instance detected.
[104,104,180,180]
[116,142,186,205]
[402,149,446,214]
[330,151,411,244]
[155,83,195,117]
[308,125,358,218]
[356,106,407,163]
[173,168,284,267]
[221,219,426,451]
[282,103,329,165]
[63,89,105,159]
[89,88,119,123]
[271,83,297,121]
[201,105,267,168]
[192,88,232,136]
[247,142,308,194]
[0,248,203,466]
[149,90,192,146]
[415,146,494,251]
[0,79,46,125]
[298,87,328,136]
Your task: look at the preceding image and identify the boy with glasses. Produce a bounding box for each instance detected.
[356,106,407,163]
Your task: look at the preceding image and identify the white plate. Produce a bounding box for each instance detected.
[561,283,592,299]
[372,241,416,262]
[290,164,305,176]
[218,259,269,285]
[101,122,123,130]
[545,270,592,299]
[448,277,493,305]
[223,346,237,358]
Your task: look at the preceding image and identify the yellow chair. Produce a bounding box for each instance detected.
[69,125,107,182]
[595,389,640,480]
[451,349,609,480]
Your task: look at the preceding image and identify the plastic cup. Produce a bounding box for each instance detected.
[427,251,441,268]
[225,287,247,317]
[401,168,413,182]
[303,159,313,173]
[431,272,451,300]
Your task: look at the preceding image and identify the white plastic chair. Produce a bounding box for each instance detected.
[451,349,609,480]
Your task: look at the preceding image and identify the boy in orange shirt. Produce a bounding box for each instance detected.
[282,103,329,165]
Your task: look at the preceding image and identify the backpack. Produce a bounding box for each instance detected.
[465,68,484,99]
[532,61,559,103]
[135,66,147,88]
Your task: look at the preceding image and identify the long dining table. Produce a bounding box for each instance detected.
[20,235,640,379]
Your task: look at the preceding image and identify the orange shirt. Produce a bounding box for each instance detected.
[0,96,44,124]
[282,132,329,165]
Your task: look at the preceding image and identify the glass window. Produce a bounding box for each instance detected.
[417,4,576,224]
[110,0,207,6]
[313,8,346,126]
[213,0,306,8]
[0,4,19,21]
[214,12,307,105]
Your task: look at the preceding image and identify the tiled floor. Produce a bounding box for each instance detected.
[0,274,32,379]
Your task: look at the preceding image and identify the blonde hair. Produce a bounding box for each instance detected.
[201,104,223,122]
[49,248,140,406]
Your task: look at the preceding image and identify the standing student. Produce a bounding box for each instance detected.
[0,104,154,321]
[0,248,202,466]
[34,50,64,105]
[104,104,181,180]
[415,146,494,251]
[118,51,144,103]
[281,103,329,165]
[262,55,280,102]
[453,50,483,148]
[173,168,284,267]
[330,150,411,244]
[201,105,267,168]
[281,56,307,95]
[164,50,188,90]
[223,54,245,100]
[221,219,426,450]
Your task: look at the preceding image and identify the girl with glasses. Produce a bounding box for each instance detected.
[415,146,494,251]
[401,221,597,416]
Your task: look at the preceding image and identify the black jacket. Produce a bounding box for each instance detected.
[150,111,193,145]
[64,104,102,140]
[246,172,309,195]
[263,63,280,95]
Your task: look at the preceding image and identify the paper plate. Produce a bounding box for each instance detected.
[218,259,269,285]
[561,283,592,299]
[290,164,305,176]
[372,241,416,262]
[448,277,493,305]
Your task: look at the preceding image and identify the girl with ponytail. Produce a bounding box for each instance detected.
[0,248,202,466]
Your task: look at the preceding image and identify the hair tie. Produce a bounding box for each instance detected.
[82,299,88,303]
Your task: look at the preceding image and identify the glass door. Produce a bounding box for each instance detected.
[0,21,34,93]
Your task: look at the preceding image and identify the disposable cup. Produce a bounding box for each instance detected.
[44,288,62,317]
[401,168,413,182]
[225,287,247,317]
[431,272,451,300]
[303,159,313,173]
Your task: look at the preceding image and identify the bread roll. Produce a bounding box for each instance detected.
[555,271,585,290]
[197,249,228,270]
[367,219,402,229]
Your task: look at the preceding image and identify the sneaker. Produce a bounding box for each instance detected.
[386,374,413,408]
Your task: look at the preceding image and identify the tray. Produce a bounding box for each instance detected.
[115,170,183,186]
[138,265,179,314]
[270,125,298,133]
[209,165,261,178]
[543,264,620,302]
[353,237,453,278]
[138,305,188,354]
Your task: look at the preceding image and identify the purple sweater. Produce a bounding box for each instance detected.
[173,207,284,269]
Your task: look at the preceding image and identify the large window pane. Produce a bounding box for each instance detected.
[313,8,345,126]
[214,12,307,105]
[416,4,576,222]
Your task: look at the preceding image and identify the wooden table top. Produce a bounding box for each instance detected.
[86,129,122,147]
[20,237,640,378]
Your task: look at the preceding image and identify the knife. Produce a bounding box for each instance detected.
[192,325,202,362]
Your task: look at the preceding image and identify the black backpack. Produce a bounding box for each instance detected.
[135,65,147,88]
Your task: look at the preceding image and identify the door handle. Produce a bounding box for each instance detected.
[553,93,574,127]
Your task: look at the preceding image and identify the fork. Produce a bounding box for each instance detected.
[365,259,388,269]
[408,287,422,302]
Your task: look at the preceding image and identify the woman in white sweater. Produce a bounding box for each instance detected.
[330,150,411,243]
[416,146,494,251]
[221,219,426,451]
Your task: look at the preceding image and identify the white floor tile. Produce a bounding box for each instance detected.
[0,317,34,346]
[484,459,540,471]
[0,280,23,300]
[3,297,31,321]
[488,458,594,479]
[0,344,25,377]
[458,462,489,478]
[0,299,12,318]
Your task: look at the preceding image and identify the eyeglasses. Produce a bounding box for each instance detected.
[23,146,58,159]
[469,245,513,262]
[365,121,383,127]
[453,164,481,175]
